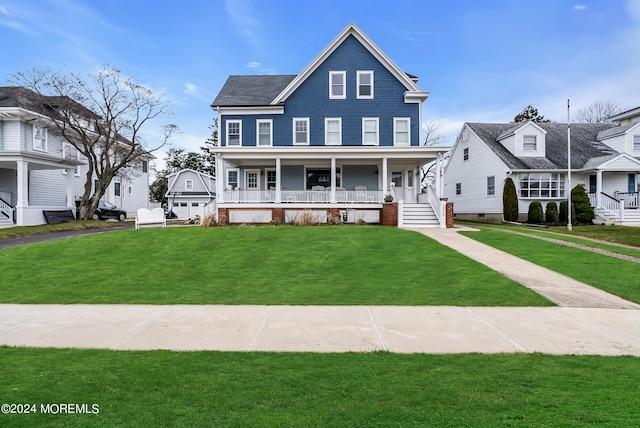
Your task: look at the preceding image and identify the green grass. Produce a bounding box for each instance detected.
[0,220,127,240]
[1,347,638,427]
[0,226,550,306]
[461,229,640,303]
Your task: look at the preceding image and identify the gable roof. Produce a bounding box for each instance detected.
[211,75,296,107]
[272,22,427,104]
[596,121,640,140]
[607,106,640,123]
[467,122,618,170]
[0,86,98,119]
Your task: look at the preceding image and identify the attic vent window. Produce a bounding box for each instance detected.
[523,135,537,151]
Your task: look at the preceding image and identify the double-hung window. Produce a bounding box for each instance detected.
[362,118,379,145]
[487,176,495,196]
[455,183,462,195]
[394,118,410,146]
[257,119,272,146]
[325,118,342,145]
[633,135,640,151]
[523,135,537,151]
[227,169,239,189]
[226,120,241,146]
[293,118,309,145]
[329,71,346,99]
[463,147,469,161]
[357,70,374,99]
[185,179,194,191]
[114,182,121,197]
[33,125,47,151]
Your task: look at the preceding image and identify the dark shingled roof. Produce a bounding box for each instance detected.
[211,75,297,107]
[0,86,98,119]
[467,122,618,170]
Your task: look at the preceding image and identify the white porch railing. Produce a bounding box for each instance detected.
[598,192,625,222]
[223,189,382,204]
[426,184,446,228]
[615,192,639,209]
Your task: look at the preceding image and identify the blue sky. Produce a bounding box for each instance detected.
[1,0,639,169]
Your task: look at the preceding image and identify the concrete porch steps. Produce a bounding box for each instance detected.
[401,203,439,227]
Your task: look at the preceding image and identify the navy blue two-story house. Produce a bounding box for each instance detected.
[211,23,449,226]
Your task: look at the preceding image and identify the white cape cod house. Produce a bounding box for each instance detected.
[0,86,152,226]
[444,111,640,226]
[210,23,450,227]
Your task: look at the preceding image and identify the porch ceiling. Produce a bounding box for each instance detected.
[214,145,448,167]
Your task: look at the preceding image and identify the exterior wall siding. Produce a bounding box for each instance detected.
[443,130,508,216]
[220,35,419,148]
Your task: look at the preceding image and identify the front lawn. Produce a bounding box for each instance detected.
[1,347,638,427]
[461,229,640,303]
[0,226,550,306]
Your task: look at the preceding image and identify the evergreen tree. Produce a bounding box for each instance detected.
[572,185,594,223]
[513,105,551,123]
[527,201,544,224]
[545,201,559,223]
[502,177,519,221]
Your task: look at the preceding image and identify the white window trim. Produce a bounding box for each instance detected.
[293,117,310,145]
[487,176,495,196]
[357,70,374,99]
[325,117,342,146]
[226,120,242,146]
[329,71,346,99]
[32,125,47,152]
[114,181,121,197]
[362,117,379,146]
[244,169,260,190]
[62,143,80,176]
[265,168,276,189]
[393,117,411,146]
[523,135,537,151]
[226,168,239,190]
[455,182,462,196]
[185,179,194,191]
[256,119,273,147]
[633,134,640,151]
[463,147,469,162]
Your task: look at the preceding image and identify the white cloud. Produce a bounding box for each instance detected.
[573,5,587,11]
[225,0,262,49]
[246,61,276,75]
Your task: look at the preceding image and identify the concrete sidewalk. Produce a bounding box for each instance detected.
[411,227,640,310]
[0,304,639,355]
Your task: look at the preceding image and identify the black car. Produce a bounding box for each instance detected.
[93,201,127,221]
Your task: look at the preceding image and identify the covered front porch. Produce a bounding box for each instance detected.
[0,155,82,226]
[213,146,447,226]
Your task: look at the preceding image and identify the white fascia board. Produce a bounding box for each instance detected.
[214,145,448,161]
[272,22,424,105]
[597,152,640,170]
[404,91,430,103]
[608,106,640,122]
[217,106,284,115]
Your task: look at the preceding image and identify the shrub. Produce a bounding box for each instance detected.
[502,177,519,221]
[327,212,341,225]
[295,210,318,226]
[559,200,576,224]
[545,201,559,223]
[201,213,217,227]
[527,200,544,224]
[572,184,594,223]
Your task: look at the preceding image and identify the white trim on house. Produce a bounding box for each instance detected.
[393,117,410,146]
[256,119,273,147]
[356,70,374,99]
[292,117,310,145]
[329,71,346,99]
[325,117,342,145]
[362,117,379,146]
[226,120,242,146]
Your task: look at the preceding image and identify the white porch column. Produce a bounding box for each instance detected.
[275,157,282,203]
[382,157,388,195]
[16,160,28,226]
[330,157,337,203]
[435,154,443,198]
[596,169,603,208]
[66,169,75,209]
[216,154,224,204]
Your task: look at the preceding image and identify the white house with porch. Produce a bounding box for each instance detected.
[211,23,449,227]
[0,86,151,226]
[444,112,640,226]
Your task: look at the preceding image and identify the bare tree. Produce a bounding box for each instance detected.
[576,99,622,123]
[10,66,176,219]
[421,119,449,189]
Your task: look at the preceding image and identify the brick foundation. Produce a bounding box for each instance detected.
[217,208,229,226]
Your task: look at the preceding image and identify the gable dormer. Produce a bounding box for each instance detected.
[496,121,547,157]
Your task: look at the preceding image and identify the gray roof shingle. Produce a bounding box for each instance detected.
[211,75,297,107]
[467,122,618,170]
